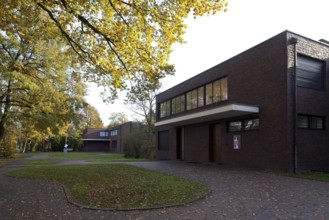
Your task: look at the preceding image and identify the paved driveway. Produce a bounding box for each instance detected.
[1,159,329,219]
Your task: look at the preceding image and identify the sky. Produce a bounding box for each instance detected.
[86,0,329,125]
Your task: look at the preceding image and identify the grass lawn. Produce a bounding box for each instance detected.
[9,164,210,209]
[23,152,146,166]
[0,153,32,167]
[284,171,329,182]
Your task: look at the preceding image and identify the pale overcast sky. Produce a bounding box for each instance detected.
[86,0,329,125]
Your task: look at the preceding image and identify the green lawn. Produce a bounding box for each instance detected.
[284,171,329,182]
[23,152,146,166]
[9,164,210,209]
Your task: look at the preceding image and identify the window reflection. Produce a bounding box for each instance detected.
[159,77,228,118]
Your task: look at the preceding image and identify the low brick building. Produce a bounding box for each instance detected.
[155,30,329,172]
[82,122,145,152]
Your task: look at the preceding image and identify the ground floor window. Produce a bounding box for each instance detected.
[297,114,325,130]
[158,131,169,150]
[228,118,259,132]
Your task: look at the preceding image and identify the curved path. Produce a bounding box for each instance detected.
[1,157,329,219]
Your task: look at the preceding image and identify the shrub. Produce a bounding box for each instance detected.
[0,138,18,159]
[123,132,156,159]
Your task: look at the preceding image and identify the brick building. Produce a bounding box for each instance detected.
[82,122,145,152]
[155,30,329,172]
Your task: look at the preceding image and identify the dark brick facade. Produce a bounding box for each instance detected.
[155,31,329,172]
[82,122,145,153]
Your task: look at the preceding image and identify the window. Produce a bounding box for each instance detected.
[206,77,228,105]
[228,121,242,132]
[213,80,221,103]
[100,131,109,137]
[160,100,170,118]
[197,86,204,107]
[228,118,260,132]
[172,98,176,115]
[191,89,198,109]
[206,83,213,105]
[161,77,228,117]
[297,55,325,90]
[311,117,324,129]
[186,91,192,111]
[158,131,169,150]
[110,130,118,136]
[297,114,325,130]
[297,115,308,128]
[244,118,260,131]
[172,94,185,115]
[221,77,228,100]
[186,89,198,110]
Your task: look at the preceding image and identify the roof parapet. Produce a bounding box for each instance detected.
[319,39,329,45]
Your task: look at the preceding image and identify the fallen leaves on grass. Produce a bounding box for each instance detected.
[9,164,209,209]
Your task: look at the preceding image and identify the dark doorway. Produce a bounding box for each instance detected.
[176,128,184,160]
[112,140,117,149]
[209,124,221,162]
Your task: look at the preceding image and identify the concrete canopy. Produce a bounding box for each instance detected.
[155,104,259,127]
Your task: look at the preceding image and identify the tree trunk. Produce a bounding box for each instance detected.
[0,79,12,142]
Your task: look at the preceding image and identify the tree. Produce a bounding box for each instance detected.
[125,72,158,134]
[107,112,129,128]
[0,17,87,154]
[0,0,228,101]
[82,104,104,128]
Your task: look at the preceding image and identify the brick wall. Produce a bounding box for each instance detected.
[156,31,329,171]
[287,32,329,171]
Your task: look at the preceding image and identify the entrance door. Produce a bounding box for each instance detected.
[176,128,184,160]
[209,124,221,162]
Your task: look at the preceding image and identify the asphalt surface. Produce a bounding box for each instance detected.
[1,156,329,220]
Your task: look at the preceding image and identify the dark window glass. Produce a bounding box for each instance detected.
[297,115,308,128]
[160,100,170,118]
[158,131,169,150]
[186,91,192,110]
[166,101,170,116]
[228,118,260,132]
[179,95,185,112]
[311,116,324,129]
[172,95,185,115]
[228,121,242,132]
[171,99,176,115]
[297,55,325,90]
[297,114,325,130]
[244,118,260,130]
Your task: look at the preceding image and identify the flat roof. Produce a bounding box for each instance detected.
[155,104,259,127]
[81,139,111,141]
